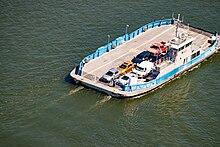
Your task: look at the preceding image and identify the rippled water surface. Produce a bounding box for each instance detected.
[1,0,220,146]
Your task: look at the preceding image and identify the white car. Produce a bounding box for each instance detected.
[132,60,154,78]
[117,73,137,87]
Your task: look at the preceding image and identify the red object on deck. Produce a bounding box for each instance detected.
[152,41,168,52]
[147,48,159,54]
[148,41,169,54]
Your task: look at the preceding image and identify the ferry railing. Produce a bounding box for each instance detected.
[123,32,218,92]
[76,18,174,76]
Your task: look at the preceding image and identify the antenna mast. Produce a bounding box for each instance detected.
[175,14,181,38]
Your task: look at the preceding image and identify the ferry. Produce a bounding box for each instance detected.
[70,14,219,98]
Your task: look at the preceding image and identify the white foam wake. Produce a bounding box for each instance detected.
[67,86,84,96]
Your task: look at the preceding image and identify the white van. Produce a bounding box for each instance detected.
[132,60,154,78]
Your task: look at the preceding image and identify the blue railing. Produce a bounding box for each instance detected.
[76,19,174,76]
[122,33,218,92]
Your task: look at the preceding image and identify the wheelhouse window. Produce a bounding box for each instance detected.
[179,46,184,51]
[185,42,191,48]
[178,42,192,52]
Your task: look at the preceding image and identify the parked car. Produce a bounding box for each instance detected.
[131,51,151,64]
[99,68,120,83]
[132,60,154,78]
[117,61,134,75]
[117,73,137,87]
[150,41,169,53]
[146,70,160,81]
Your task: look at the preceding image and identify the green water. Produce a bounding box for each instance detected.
[1,0,220,146]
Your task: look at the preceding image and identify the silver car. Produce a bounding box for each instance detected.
[100,68,120,83]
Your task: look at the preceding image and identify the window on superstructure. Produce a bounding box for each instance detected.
[191,51,200,60]
[184,42,192,49]
[179,46,184,51]
[191,53,196,59]
[183,57,188,64]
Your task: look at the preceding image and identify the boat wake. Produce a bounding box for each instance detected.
[88,96,112,111]
[57,86,84,101]
[130,94,147,100]
[95,95,112,106]
[189,64,200,71]
[67,86,84,96]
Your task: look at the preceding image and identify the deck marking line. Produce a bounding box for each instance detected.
[129,48,138,52]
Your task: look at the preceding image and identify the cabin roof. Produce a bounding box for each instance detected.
[171,37,195,49]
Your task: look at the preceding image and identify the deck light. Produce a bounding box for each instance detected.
[107,35,110,50]
[125,24,129,41]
